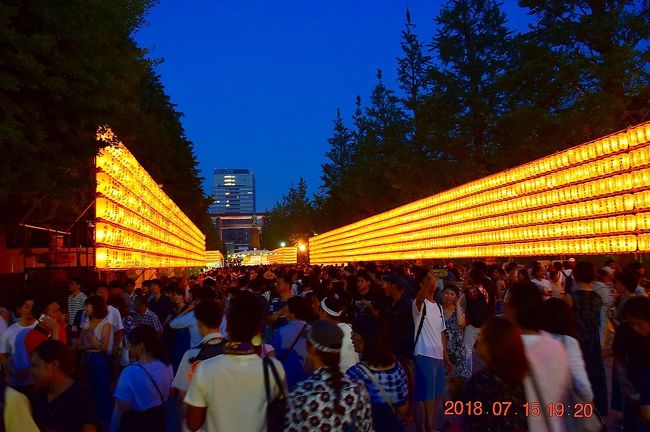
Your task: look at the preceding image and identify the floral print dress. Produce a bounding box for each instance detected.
[445,309,471,379]
[286,367,373,432]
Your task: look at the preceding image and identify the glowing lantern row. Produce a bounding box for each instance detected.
[205,250,224,268]
[310,122,650,264]
[95,127,205,269]
[270,247,298,264]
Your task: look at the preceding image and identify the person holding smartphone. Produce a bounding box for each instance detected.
[412,269,452,432]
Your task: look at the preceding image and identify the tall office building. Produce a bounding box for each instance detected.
[210,169,260,254]
[211,169,255,214]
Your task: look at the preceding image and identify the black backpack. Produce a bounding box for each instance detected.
[561,270,575,294]
[189,338,226,363]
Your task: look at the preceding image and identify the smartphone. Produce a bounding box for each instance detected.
[431,269,448,278]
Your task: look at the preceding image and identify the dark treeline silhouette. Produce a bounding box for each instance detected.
[0,0,221,248]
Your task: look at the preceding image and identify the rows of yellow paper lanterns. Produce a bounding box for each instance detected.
[95,127,205,269]
[270,247,298,264]
[310,123,650,263]
[96,147,204,245]
[310,235,638,264]
[313,161,650,248]
[95,247,204,270]
[313,123,650,245]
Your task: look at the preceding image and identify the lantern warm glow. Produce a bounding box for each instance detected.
[95,126,206,269]
[270,247,298,264]
[310,122,650,264]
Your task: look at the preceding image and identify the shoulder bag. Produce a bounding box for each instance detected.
[561,336,605,432]
[119,363,167,432]
[357,363,404,432]
[263,357,287,432]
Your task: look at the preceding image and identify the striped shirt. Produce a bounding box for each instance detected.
[67,292,87,325]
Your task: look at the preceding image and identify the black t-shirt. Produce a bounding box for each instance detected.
[612,322,650,391]
[33,382,98,432]
[386,293,416,359]
[149,295,174,324]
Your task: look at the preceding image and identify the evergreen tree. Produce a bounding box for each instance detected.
[0,0,220,248]
[429,0,512,178]
[518,0,650,138]
[397,9,432,112]
[261,178,314,249]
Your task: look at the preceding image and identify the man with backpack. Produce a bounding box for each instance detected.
[172,299,225,432]
[172,299,226,400]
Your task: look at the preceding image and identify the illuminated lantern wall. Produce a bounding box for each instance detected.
[95,127,206,269]
[310,122,650,265]
[206,250,224,268]
[271,247,298,264]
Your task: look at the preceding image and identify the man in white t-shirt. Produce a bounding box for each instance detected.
[0,296,36,392]
[412,269,452,432]
[507,281,571,432]
[173,300,225,432]
[185,291,285,432]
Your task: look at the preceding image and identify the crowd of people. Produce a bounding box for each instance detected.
[0,258,648,431]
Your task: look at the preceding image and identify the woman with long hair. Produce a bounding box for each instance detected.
[462,317,529,432]
[110,324,173,432]
[286,319,372,431]
[77,295,113,428]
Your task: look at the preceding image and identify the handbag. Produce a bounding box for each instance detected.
[561,336,605,432]
[119,364,167,432]
[263,357,287,432]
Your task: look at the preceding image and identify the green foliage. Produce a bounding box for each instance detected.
[261,178,314,249]
[0,0,219,248]
[310,0,650,236]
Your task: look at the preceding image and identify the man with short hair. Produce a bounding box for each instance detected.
[412,269,452,432]
[185,291,286,432]
[67,277,86,328]
[173,299,225,399]
[133,296,162,333]
[24,299,67,356]
[148,279,174,324]
[0,295,36,396]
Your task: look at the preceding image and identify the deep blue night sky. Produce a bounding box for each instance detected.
[134,0,532,212]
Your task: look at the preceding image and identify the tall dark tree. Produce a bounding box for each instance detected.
[315,109,356,230]
[428,0,512,178]
[0,0,220,249]
[397,9,433,112]
[518,0,650,139]
[261,178,314,249]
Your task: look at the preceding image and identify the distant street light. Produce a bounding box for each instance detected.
[280,241,286,247]
[298,243,306,252]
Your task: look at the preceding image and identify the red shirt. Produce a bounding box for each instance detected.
[25,323,68,356]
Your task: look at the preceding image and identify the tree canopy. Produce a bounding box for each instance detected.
[278,0,650,239]
[0,0,220,248]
